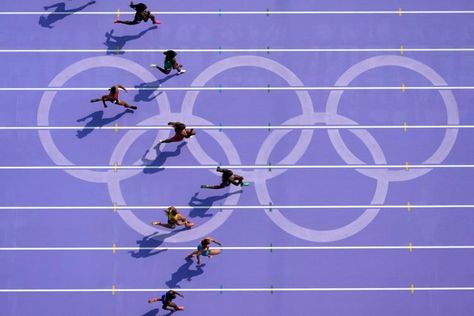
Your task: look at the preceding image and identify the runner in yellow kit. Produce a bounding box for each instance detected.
[152,206,194,229]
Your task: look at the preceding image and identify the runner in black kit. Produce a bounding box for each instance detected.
[114,2,161,25]
[148,290,185,312]
[201,167,244,189]
[90,85,137,110]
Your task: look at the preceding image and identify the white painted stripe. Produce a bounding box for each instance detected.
[0,245,473,251]
[0,164,473,170]
[0,125,472,131]
[1,48,474,53]
[2,10,474,15]
[0,287,473,293]
[0,204,472,210]
[0,86,472,91]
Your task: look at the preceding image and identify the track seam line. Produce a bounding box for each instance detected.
[1,86,474,91]
[0,125,473,130]
[3,10,474,15]
[1,204,473,210]
[1,245,474,251]
[2,48,474,53]
[0,164,473,170]
[1,287,474,293]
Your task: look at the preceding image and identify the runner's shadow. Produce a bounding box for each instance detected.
[141,309,173,316]
[130,229,186,259]
[39,1,96,29]
[104,26,157,55]
[142,309,159,316]
[76,109,133,138]
[134,74,177,102]
[141,142,187,174]
[188,190,243,219]
[165,258,206,288]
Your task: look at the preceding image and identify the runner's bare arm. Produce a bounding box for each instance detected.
[117,84,128,93]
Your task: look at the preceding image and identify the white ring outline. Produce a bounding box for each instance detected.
[255,112,389,242]
[325,55,459,182]
[37,56,171,183]
[180,55,315,181]
[106,55,318,241]
[35,54,459,242]
[107,113,242,242]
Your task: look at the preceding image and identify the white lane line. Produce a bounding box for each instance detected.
[0,204,473,210]
[1,48,474,53]
[1,245,474,251]
[0,164,473,170]
[0,125,472,131]
[2,10,474,15]
[1,287,473,293]
[0,86,473,91]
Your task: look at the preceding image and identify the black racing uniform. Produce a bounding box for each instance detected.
[161,290,178,308]
[130,2,152,21]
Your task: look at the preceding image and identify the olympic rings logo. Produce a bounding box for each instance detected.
[37,54,459,243]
